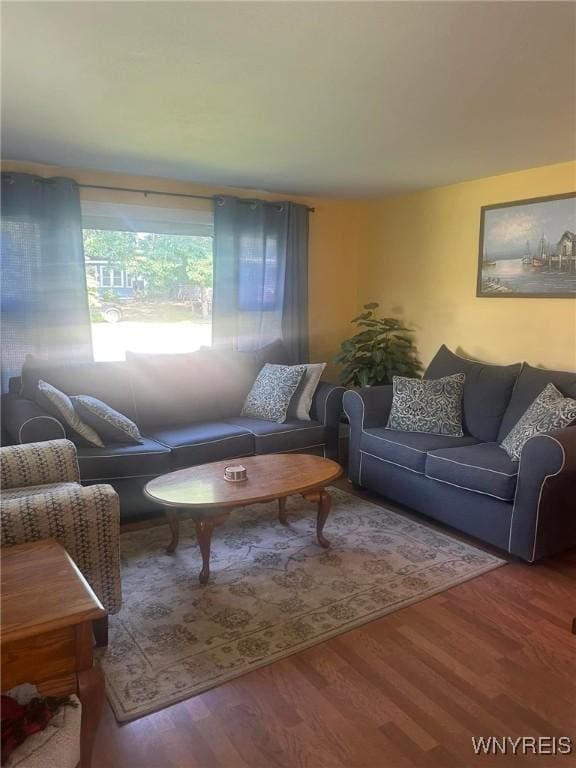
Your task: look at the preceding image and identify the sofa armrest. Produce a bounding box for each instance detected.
[310,382,345,460]
[311,381,345,426]
[1,483,122,614]
[343,386,394,429]
[343,386,393,484]
[0,439,80,489]
[2,393,66,444]
[509,425,576,562]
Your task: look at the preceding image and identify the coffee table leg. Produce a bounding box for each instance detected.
[165,509,179,553]
[195,520,214,585]
[278,497,287,525]
[316,490,332,549]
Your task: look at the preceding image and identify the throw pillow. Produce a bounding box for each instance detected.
[424,344,522,442]
[501,383,576,460]
[497,363,576,442]
[36,380,104,448]
[387,373,466,436]
[241,364,306,423]
[71,395,143,445]
[289,363,327,421]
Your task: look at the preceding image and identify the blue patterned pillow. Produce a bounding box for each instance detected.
[387,374,465,436]
[501,383,576,460]
[71,395,143,445]
[241,364,306,423]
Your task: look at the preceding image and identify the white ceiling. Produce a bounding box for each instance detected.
[2,1,575,198]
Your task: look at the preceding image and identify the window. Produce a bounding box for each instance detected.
[100,268,112,288]
[82,201,213,362]
[100,267,124,288]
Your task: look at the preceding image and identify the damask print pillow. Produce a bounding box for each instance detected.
[386,373,466,436]
[36,380,105,448]
[241,364,306,423]
[501,383,576,460]
[71,395,143,445]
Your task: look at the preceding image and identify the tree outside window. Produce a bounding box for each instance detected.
[83,229,214,360]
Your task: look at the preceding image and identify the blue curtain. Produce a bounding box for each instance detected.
[1,172,92,391]
[212,196,309,363]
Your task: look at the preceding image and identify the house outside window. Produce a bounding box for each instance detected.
[82,200,214,361]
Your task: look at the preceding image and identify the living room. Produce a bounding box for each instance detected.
[1,2,575,767]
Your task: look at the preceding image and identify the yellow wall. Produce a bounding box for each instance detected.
[359,162,576,371]
[1,160,363,376]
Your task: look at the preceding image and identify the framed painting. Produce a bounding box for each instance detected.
[477,192,576,298]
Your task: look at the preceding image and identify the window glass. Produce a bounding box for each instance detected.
[82,203,213,361]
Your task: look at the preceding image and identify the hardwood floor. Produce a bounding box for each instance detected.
[95,520,576,768]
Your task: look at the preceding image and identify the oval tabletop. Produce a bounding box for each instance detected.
[145,454,343,509]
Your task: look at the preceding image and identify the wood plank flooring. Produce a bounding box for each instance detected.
[96,502,576,768]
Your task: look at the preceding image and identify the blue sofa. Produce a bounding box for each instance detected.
[2,343,345,522]
[343,345,576,562]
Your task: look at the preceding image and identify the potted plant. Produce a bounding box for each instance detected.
[335,303,422,387]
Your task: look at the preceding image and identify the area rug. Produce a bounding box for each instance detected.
[99,487,505,722]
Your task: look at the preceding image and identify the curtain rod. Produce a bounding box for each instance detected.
[78,183,315,212]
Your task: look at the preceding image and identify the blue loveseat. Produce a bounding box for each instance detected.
[2,343,345,522]
[343,345,576,562]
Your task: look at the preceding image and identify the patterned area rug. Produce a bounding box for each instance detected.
[99,488,504,722]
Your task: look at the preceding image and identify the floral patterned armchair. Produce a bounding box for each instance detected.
[0,439,121,645]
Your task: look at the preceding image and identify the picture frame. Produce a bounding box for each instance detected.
[477,192,576,298]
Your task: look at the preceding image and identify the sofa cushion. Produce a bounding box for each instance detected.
[498,362,576,441]
[360,428,479,473]
[76,437,172,481]
[253,338,291,366]
[197,349,261,417]
[195,341,291,417]
[425,442,519,501]
[20,354,138,421]
[127,351,224,429]
[500,383,576,460]
[227,417,326,454]
[425,345,522,442]
[149,422,254,468]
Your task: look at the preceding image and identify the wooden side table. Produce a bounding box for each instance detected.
[1,539,106,768]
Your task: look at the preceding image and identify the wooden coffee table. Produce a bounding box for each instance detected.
[145,453,343,584]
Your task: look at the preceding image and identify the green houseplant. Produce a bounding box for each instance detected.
[335,303,422,387]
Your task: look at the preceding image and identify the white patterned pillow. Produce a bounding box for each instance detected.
[71,395,143,445]
[36,380,104,448]
[242,364,306,423]
[387,373,465,436]
[501,383,576,460]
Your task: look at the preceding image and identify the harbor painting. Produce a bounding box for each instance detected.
[477,192,576,298]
